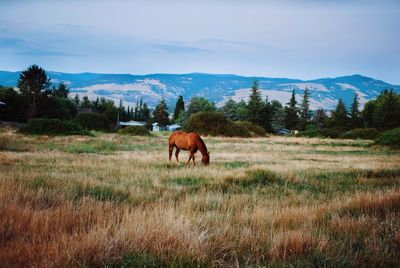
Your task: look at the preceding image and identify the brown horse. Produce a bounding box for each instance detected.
[168,131,210,166]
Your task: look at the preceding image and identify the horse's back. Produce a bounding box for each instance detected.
[168,131,186,145]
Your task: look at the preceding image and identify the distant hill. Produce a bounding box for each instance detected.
[1,71,398,110]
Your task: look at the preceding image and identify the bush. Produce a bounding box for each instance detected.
[184,111,251,137]
[374,128,400,148]
[341,128,380,140]
[319,128,342,139]
[73,113,110,131]
[118,126,151,136]
[297,129,321,138]
[234,121,266,137]
[19,118,91,136]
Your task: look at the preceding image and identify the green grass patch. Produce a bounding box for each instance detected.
[73,184,130,203]
[66,140,118,154]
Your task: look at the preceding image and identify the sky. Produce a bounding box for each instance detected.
[0,0,399,84]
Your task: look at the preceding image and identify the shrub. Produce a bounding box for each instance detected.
[297,129,321,138]
[18,118,91,136]
[341,128,380,140]
[234,121,266,137]
[319,128,342,139]
[73,112,110,131]
[118,126,151,136]
[184,111,251,137]
[374,128,400,148]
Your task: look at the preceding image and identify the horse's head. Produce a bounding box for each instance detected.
[202,151,210,166]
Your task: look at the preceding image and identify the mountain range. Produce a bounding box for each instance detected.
[1,71,398,111]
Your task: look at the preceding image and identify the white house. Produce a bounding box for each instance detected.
[167,124,182,131]
[152,122,160,131]
[119,120,146,127]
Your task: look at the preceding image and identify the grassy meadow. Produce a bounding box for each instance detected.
[0,128,400,267]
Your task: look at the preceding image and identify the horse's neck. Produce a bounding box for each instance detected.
[197,138,207,156]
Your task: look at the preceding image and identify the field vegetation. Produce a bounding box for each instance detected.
[0,128,399,267]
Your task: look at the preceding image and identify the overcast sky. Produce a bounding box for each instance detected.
[0,0,399,83]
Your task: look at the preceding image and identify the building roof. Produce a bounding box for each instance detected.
[119,121,146,126]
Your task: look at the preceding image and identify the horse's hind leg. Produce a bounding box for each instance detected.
[175,147,180,162]
[186,153,192,165]
[169,145,174,161]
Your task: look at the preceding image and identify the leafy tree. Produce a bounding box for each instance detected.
[187,96,215,117]
[173,95,185,121]
[298,88,311,130]
[362,100,376,128]
[331,98,349,130]
[17,64,51,118]
[153,98,170,128]
[373,89,400,130]
[235,100,248,121]
[350,93,362,128]
[221,98,239,121]
[0,86,28,122]
[246,81,265,126]
[284,89,299,130]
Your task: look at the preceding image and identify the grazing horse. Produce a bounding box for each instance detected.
[168,131,210,166]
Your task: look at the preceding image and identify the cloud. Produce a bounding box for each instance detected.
[18,49,81,57]
[149,43,211,54]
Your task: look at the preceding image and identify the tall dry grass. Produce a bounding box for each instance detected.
[0,131,399,267]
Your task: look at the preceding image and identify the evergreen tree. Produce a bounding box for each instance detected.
[284,89,299,130]
[362,100,375,128]
[173,95,185,121]
[298,88,311,130]
[53,82,69,98]
[153,98,170,128]
[81,96,91,108]
[18,64,52,118]
[246,80,265,126]
[314,108,327,129]
[142,103,150,121]
[262,96,272,131]
[331,98,349,130]
[235,100,248,121]
[350,93,362,128]
[74,94,80,106]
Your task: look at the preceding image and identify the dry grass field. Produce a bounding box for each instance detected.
[1,128,400,267]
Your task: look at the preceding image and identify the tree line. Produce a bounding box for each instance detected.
[1,65,399,133]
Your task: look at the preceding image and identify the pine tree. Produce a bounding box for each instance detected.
[262,96,272,131]
[173,95,185,121]
[246,80,265,126]
[153,98,170,128]
[284,89,299,130]
[299,88,311,130]
[81,96,91,108]
[331,98,348,130]
[314,108,327,129]
[142,103,150,121]
[350,93,362,128]
[74,94,80,106]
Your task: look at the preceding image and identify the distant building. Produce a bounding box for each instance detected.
[119,120,146,128]
[167,124,182,131]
